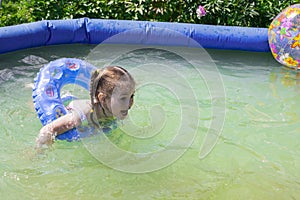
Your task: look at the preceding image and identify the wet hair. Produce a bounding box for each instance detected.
[90,66,135,108]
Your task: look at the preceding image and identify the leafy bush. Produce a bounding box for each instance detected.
[0,0,299,27]
[0,0,34,26]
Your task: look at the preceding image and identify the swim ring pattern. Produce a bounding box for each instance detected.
[268,4,300,69]
[32,58,96,141]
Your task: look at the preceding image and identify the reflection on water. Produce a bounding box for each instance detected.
[0,44,300,199]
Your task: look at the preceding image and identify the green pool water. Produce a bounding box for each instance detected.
[0,44,300,200]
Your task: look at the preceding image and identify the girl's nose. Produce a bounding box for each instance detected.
[128,97,134,109]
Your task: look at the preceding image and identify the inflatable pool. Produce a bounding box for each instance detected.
[0,18,269,54]
[2,15,300,199]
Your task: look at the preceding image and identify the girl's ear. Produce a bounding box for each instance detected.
[97,92,105,105]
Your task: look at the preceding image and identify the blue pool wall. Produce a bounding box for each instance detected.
[0,18,270,54]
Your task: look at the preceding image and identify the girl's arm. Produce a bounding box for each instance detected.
[36,112,81,148]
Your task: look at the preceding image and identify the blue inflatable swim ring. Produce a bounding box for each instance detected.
[32,58,97,141]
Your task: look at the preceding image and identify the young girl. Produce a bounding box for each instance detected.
[36,66,135,148]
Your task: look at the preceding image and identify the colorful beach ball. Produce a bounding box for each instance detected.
[268,4,300,69]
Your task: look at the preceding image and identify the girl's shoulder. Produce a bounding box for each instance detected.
[68,99,92,114]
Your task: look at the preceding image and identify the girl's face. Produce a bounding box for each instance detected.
[108,83,135,120]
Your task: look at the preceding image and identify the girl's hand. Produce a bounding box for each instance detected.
[35,110,82,150]
[35,126,56,149]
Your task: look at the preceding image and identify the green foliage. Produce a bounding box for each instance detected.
[0,0,299,27]
[0,0,34,26]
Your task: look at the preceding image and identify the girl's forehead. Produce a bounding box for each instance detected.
[119,78,135,87]
[114,82,135,93]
